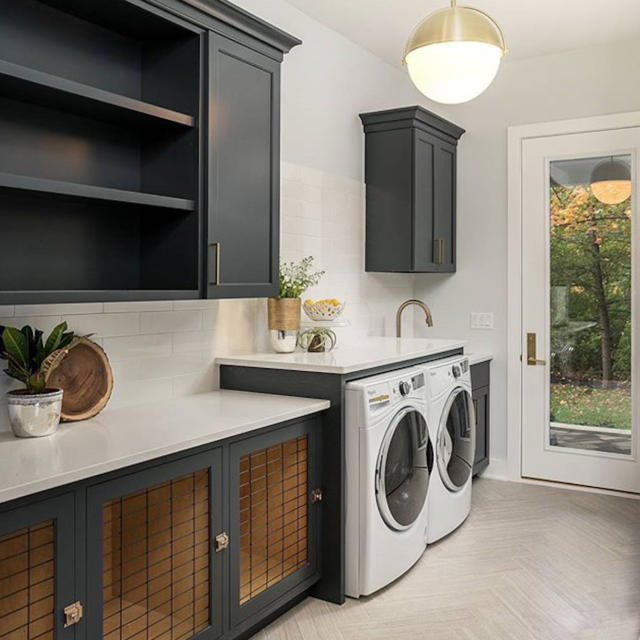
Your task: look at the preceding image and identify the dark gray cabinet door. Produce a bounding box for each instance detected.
[471,360,491,476]
[0,494,76,640]
[361,106,463,274]
[228,418,321,630]
[206,33,280,299]
[85,449,224,640]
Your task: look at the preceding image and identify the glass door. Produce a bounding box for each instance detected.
[521,128,640,493]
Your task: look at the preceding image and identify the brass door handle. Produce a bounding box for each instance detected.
[209,242,221,286]
[435,238,445,265]
[526,332,547,366]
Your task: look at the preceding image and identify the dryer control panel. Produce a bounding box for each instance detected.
[425,357,471,397]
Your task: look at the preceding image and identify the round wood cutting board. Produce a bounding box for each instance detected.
[49,340,114,422]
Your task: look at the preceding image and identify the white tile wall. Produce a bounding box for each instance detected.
[0,163,415,432]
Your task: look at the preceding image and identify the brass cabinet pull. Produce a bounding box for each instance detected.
[215,532,229,552]
[526,332,547,366]
[435,238,445,265]
[473,399,478,426]
[311,488,323,504]
[63,601,83,628]
[209,242,221,286]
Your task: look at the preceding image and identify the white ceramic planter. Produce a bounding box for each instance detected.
[7,389,63,438]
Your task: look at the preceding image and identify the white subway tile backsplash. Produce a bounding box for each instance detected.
[0,316,63,334]
[140,310,202,334]
[16,303,104,316]
[172,331,218,354]
[64,313,139,338]
[173,300,221,311]
[104,301,173,313]
[103,334,172,360]
[282,180,305,200]
[108,378,174,410]
[0,306,14,317]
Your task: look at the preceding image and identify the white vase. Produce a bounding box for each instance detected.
[7,389,64,438]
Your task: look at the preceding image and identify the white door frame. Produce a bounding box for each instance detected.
[507,111,640,486]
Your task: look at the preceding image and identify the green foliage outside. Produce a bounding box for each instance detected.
[549,177,632,430]
[550,383,631,430]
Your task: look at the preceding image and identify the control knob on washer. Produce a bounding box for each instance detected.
[399,381,411,396]
[452,365,461,379]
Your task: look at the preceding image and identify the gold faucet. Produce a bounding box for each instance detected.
[396,299,434,338]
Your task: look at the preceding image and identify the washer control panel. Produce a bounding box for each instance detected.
[365,371,425,416]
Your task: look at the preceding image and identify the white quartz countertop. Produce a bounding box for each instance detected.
[0,391,329,505]
[217,337,466,374]
[467,352,493,366]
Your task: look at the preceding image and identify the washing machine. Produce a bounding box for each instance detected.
[423,356,476,543]
[345,366,433,598]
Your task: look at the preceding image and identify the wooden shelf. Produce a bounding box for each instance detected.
[0,172,195,212]
[0,59,196,129]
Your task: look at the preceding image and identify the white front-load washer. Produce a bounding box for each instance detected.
[423,356,475,543]
[345,366,433,598]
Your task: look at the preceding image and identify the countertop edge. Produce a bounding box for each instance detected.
[0,394,330,507]
[217,341,468,374]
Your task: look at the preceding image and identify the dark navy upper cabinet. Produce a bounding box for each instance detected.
[360,107,464,274]
[0,0,299,305]
[206,33,281,299]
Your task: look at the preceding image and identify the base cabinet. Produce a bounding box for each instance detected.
[86,450,224,640]
[0,494,75,640]
[0,417,322,640]
[229,421,320,632]
[471,361,491,476]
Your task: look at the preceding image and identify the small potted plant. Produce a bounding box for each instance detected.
[1,322,79,438]
[269,257,324,353]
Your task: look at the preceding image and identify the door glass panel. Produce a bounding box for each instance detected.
[0,520,54,640]
[102,469,210,640]
[438,391,474,489]
[239,435,308,606]
[380,411,430,528]
[550,156,633,455]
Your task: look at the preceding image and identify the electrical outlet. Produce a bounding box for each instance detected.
[471,312,494,330]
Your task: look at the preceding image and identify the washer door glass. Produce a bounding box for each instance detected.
[437,388,475,492]
[376,408,432,531]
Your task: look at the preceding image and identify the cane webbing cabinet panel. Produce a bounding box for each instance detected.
[101,469,210,640]
[0,520,55,640]
[238,435,309,605]
[0,494,75,640]
[230,419,321,627]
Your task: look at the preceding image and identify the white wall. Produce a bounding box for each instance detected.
[0,0,427,430]
[413,37,640,473]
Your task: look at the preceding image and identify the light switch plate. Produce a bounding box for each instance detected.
[471,312,494,330]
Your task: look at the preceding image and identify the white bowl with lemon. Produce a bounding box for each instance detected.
[303,298,346,322]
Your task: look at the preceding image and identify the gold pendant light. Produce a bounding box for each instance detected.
[403,0,507,105]
[590,157,632,205]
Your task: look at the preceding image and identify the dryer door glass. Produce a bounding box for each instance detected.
[437,388,475,492]
[377,409,432,531]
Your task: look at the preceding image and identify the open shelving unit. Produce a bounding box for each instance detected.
[0,0,204,304]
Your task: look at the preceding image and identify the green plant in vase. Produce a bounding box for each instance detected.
[0,322,83,438]
[268,256,325,353]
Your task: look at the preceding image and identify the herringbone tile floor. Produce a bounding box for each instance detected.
[257,478,640,640]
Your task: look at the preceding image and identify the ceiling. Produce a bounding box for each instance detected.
[281,0,640,66]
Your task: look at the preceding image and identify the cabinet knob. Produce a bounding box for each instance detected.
[311,488,323,504]
[63,601,83,628]
[215,532,229,552]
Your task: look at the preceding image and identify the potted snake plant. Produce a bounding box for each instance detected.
[269,257,324,353]
[0,322,80,438]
